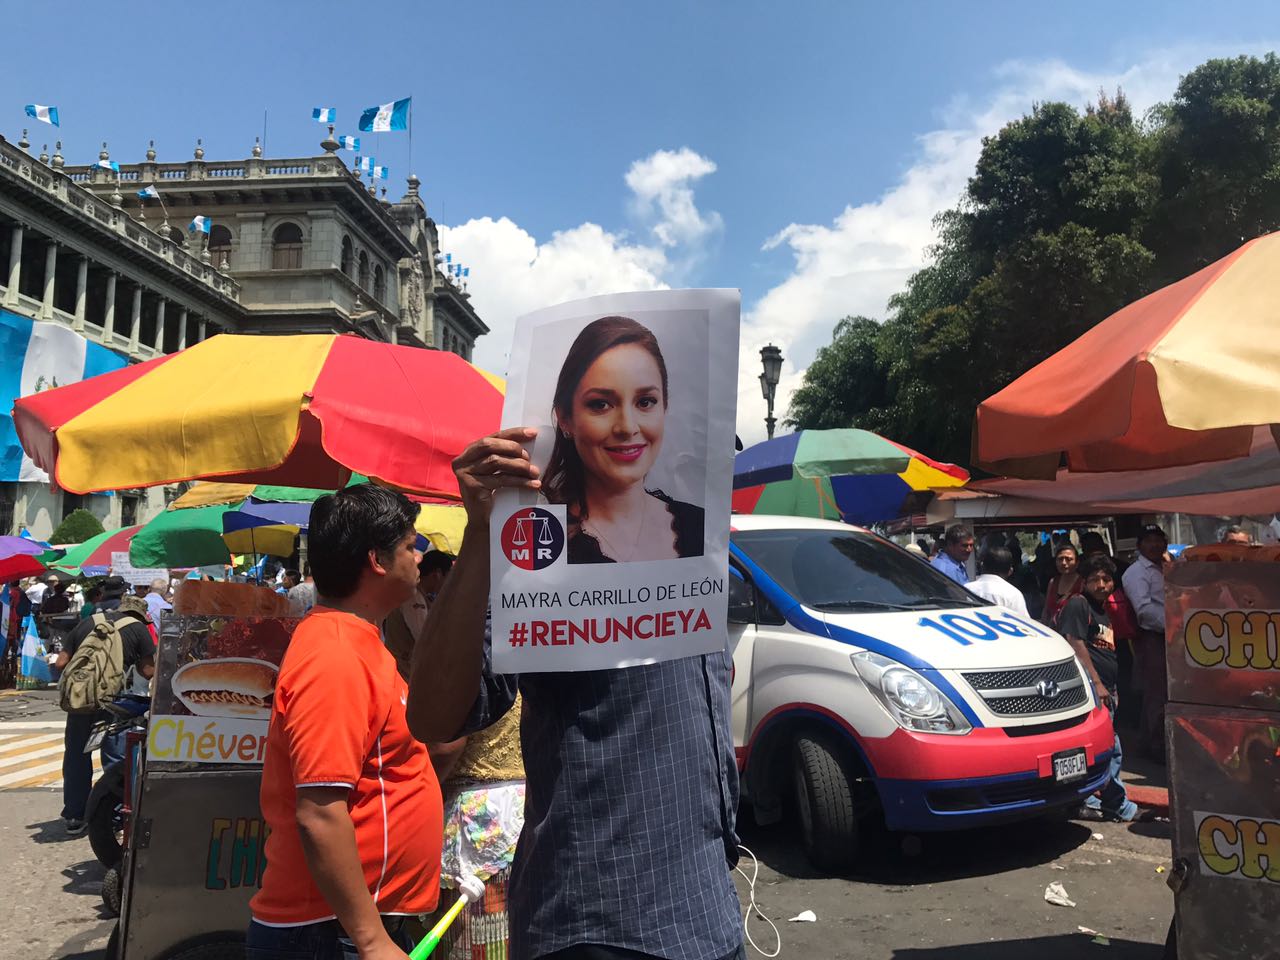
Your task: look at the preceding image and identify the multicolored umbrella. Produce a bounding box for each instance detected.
[733,429,968,525]
[0,536,50,559]
[54,525,142,576]
[130,505,301,568]
[0,554,50,581]
[13,333,505,497]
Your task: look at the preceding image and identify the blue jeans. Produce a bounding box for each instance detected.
[245,918,413,960]
[61,711,126,822]
[1084,700,1138,821]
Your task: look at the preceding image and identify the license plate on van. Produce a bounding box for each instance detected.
[1052,748,1087,783]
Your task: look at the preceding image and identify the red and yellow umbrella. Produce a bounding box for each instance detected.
[13,334,504,498]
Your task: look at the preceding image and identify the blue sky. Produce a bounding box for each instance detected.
[8,1,1279,443]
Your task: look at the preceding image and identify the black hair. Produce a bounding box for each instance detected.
[282,568,302,583]
[944,524,974,546]
[542,316,670,522]
[419,551,456,577]
[1054,541,1079,559]
[1079,531,1108,555]
[1137,524,1167,545]
[308,485,418,600]
[979,547,1014,576]
[1078,554,1118,581]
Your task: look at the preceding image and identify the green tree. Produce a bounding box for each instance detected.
[1146,54,1280,282]
[786,317,892,431]
[50,508,105,545]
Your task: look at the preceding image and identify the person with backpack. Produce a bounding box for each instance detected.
[53,592,155,835]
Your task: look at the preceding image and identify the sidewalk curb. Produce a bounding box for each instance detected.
[1127,784,1169,815]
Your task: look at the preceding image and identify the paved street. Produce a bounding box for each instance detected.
[1,690,1172,960]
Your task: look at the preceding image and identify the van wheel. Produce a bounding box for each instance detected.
[793,733,860,872]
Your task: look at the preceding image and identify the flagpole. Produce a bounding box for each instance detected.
[409,94,414,180]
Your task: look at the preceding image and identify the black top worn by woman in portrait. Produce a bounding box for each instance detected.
[567,491,704,564]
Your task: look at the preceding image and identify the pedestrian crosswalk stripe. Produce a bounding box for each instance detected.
[0,736,64,765]
[0,728,102,790]
[0,722,67,731]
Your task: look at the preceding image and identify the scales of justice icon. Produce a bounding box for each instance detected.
[510,513,556,547]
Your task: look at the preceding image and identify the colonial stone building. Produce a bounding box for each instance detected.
[0,126,488,538]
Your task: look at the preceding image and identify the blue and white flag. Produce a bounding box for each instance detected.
[358,97,410,132]
[339,135,360,151]
[356,155,375,173]
[313,107,336,123]
[0,309,127,482]
[137,185,160,199]
[445,253,452,265]
[463,267,470,278]
[19,615,52,684]
[373,165,388,180]
[24,104,59,126]
[96,159,120,172]
[190,216,211,233]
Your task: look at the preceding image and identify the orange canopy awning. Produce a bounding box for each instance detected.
[974,231,1280,478]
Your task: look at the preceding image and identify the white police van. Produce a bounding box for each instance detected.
[728,515,1114,871]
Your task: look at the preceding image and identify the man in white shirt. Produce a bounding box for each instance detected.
[1121,524,1168,762]
[144,578,173,626]
[967,547,1030,619]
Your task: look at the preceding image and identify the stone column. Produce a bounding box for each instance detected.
[128,285,142,356]
[102,271,117,341]
[197,318,207,343]
[4,224,22,305]
[41,241,57,319]
[177,308,189,351]
[153,299,167,353]
[73,256,89,331]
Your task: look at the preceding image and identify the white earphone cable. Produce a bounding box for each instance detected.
[736,844,781,958]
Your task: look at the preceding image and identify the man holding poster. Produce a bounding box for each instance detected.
[408,290,744,960]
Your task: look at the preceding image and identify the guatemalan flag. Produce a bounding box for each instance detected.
[356,156,375,173]
[190,216,211,233]
[373,165,388,180]
[138,185,160,199]
[24,104,59,126]
[1,309,127,482]
[359,97,410,133]
[339,135,360,151]
[313,107,336,123]
[96,160,120,172]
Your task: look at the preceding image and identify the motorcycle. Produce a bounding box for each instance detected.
[86,692,150,874]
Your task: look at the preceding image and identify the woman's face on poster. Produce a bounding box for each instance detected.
[563,343,666,492]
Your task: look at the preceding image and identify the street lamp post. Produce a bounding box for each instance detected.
[759,343,783,440]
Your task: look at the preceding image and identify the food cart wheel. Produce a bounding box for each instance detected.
[101,863,122,917]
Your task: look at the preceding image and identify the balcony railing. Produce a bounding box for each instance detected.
[0,137,241,303]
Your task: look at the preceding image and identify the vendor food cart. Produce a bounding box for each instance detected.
[108,581,297,960]
[1165,546,1280,959]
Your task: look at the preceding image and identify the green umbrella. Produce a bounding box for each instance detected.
[130,505,299,568]
[251,474,367,503]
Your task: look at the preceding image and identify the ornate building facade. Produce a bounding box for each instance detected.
[0,126,488,538]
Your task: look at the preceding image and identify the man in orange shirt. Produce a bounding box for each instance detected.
[248,485,443,960]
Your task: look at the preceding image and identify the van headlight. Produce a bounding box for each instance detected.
[851,651,971,735]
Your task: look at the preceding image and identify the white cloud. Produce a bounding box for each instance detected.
[735,46,1273,449]
[625,148,723,249]
[441,147,720,374]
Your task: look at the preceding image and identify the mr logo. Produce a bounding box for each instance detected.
[501,507,565,570]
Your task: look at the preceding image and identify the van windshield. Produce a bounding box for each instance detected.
[732,528,982,611]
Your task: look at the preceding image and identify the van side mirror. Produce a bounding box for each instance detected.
[728,572,757,625]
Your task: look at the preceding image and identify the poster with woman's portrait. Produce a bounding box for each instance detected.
[490,289,740,673]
